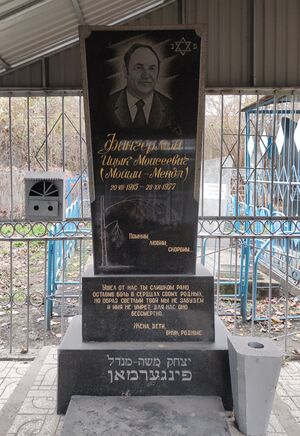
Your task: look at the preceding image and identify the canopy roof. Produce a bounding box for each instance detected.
[0,0,169,75]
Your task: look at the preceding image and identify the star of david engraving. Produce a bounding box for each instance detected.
[174,37,192,56]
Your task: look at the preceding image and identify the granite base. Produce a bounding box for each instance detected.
[57,315,232,414]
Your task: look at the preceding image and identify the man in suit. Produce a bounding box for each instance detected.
[107,43,179,135]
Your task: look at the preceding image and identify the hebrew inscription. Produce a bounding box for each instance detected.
[106,354,193,384]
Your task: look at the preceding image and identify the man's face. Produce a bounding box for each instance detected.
[126,47,159,99]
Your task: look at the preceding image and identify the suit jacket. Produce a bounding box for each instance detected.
[107,88,179,135]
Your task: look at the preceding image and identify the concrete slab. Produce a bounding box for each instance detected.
[61,395,230,436]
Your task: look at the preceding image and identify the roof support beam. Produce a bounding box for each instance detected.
[0,0,53,23]
[71,0,86,26]
[177,0,186,24]
[0,55,11,70]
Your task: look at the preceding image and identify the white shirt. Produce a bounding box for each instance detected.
[126,91,154,124]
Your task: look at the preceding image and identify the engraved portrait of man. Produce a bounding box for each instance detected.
[107,43,179,135]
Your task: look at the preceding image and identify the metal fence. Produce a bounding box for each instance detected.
[0,95,92,354]
[0,91,299,355]
[200,91,300,353]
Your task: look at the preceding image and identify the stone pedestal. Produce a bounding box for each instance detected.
[57,315,232,414]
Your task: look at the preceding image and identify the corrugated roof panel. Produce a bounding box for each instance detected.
[10,33,77,67]
[47,45,81,88]
[3,24,77,59]
[186,0,252,87]
[4,16,77,54]
[2,23,75,49]
[0,0,170,73]
[254,0,300,86]
[129,1,178,25]
[0,0,77,65]
[0,0,28,14]
[2,0,300,89]
[81,0,164,25]
[0,60,44,88]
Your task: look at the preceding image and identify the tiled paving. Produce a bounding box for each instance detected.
[0,346,300,435]
[0,360,30,412]
[0,348,64,436]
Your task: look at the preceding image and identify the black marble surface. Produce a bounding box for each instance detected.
[57,315,232,414]
[82,267,214,342]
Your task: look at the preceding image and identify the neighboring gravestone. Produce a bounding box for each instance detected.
[57,25,232,420]
[201,157,233,251]
[202,158,233,218]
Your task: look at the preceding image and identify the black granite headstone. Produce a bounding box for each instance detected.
[81,27,202,275]
[57,25,232,417]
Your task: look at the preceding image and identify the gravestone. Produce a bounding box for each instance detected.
[57,25,232,425]
[202,158,233,218]
[201,157,233,250]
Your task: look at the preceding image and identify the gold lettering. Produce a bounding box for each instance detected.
[168,246,191,253]
[100,154,133,167]
[129,233,149,240]
[176,284,190,290]
[104,168,142,179]
[149,167,184,179]
[133,323,151,329]
[149,240,167,246]
[151,323,165,329]
[180,330,202,336]
[134,154,188,167]
[166,330,180,336]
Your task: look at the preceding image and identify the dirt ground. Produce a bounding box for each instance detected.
[219,298,300,357]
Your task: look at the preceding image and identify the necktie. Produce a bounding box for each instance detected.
[133,100,146,128]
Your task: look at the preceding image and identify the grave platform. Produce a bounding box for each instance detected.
[57,315,232,414]
[1,345,299,435]
[60,395,230,436]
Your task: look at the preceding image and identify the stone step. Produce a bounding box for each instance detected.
[61,395,230,436]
